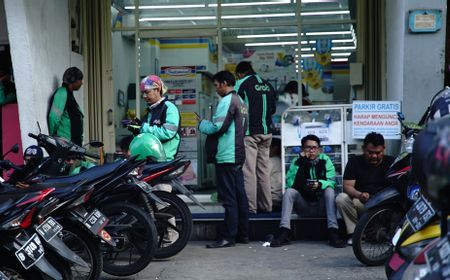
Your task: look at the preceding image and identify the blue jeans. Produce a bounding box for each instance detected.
[216,163,249,240]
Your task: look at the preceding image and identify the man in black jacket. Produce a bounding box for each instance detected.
[235,61,276,214]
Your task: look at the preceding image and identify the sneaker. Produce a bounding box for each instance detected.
[270,228,291,247]
[328,228,346,248]
[347,234,353,246]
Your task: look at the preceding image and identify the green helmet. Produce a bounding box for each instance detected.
[129,133,167,162]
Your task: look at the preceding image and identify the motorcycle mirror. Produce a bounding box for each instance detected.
[1,143,19,159]
[397,112,405,121]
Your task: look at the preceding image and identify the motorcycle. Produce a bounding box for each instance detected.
[139,156,204,259]
[0,187,72,280]
[26,132,160,277]
[352,112,423,266]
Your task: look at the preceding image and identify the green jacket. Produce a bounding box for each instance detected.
[199,91,248,164]
[47,86,84,145]
[286,153,336,201]
[140,97,180,161]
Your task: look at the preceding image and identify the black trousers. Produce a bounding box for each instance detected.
[215,163,249,240]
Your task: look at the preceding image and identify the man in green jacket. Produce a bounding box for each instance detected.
[47,67,84,146]
[137,75,180,161]
[199,70,249,249]
[271,134,345,248]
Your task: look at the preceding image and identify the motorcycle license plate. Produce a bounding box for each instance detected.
[36,217,63,242]
[136,180,152,193]
[15,233,45,269]
[426,238,450,273]
[83,209,109,235]
[406,195,435,232]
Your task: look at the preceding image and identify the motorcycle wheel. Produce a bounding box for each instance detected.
[60,222,103,280]
[352,204,404,266]
[152,191,193,259]
[0,253,46,280]
[42,250,73,280]
[100,202,158,277]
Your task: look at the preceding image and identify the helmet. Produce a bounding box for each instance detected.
[427,87,450,122]
[413,117,450,211]
[129,133,167,162]
[139,75,168,95]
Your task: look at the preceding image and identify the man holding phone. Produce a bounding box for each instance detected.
[271,134,345,248]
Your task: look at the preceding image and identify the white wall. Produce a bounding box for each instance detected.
[386,0,446,122]
[112,31,136,143]
[4,0,83,148]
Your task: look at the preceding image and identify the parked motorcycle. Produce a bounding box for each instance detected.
[352,112,423,266]
[26,132,159,277]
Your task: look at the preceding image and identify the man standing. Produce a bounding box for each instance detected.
[235,61,276,214]
[47,67,84,146]
[199,70,249,248]
[336,132,395,244]
[138,74,180,161]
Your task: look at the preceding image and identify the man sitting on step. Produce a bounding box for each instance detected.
[271,134,345,248]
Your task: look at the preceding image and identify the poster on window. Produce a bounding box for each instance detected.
[161,66,197,105]
[352,101,401,139]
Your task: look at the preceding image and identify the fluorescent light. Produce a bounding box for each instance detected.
[208,1,292,7]
[331,52,351,56]
[332,46,356,50]
[332,39,355,43]
[222,13,295,19]
[140,16,215,22]
[245,42,310,47]
[332,58,348,62]
[237,33,298,39]
[306,31,352,36]
[125,4,206,9]
[140,12,295,22]
[301,54,314,57]
[301,10,350,16]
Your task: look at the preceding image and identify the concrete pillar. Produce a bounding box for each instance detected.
[386,0,446,123]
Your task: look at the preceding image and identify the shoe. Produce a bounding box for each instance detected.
[235,236,250,244]
[206,239,235,249]
[270,228,291,247]
[328,228,346,248]
[347,234,353,246]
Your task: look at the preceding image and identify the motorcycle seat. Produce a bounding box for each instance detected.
[141,156,184,174]
[42,160,126,185]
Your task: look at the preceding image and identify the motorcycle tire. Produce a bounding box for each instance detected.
[152,191,193,259]
[60,222,103,280]
[0,252,46,280]
[42,250,73,280]
[100,202,158,277]
[352,204,404,266]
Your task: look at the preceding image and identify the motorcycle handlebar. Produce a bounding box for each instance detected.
[28,133,38,139]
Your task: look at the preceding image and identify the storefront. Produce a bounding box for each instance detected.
[110,0,359,191]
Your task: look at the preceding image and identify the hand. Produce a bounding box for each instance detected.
[130,118,141,126]
[307,180,319,191]
[127,124,141,136]
[16,181,30,189]
[358,192,370,203]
